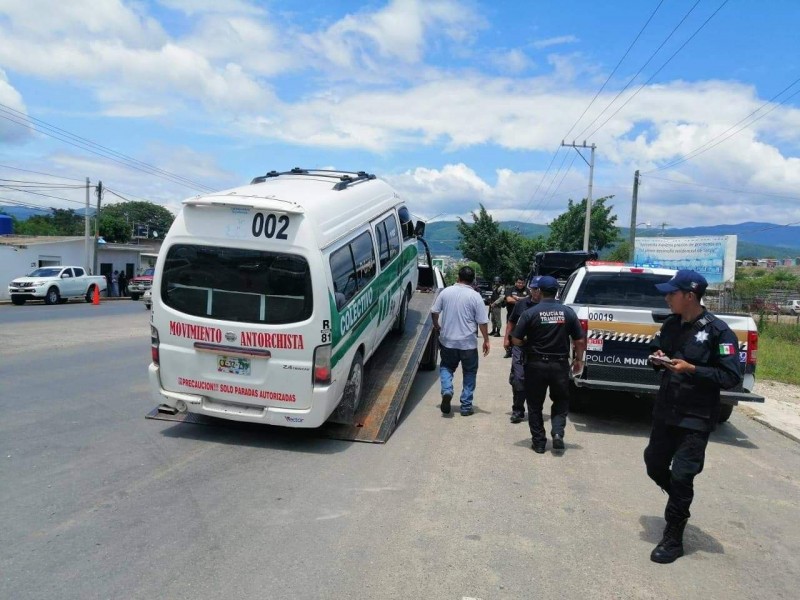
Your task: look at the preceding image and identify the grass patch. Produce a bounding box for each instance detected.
[757,320,800,385]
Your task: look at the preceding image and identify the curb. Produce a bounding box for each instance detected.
[748,415,800,445]
[738,405,800,445]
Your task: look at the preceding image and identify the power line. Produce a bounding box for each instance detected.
[585,0,730,140]
[0,102,216,193]
[562,0,665,143]
[523,0,668,225]
[643,174,800,201]
[643,77,800,173]
[0,184,87,206]
[0,163,85,182]
[573,0,701,141]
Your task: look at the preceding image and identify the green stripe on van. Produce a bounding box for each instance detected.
[329,245,418,367]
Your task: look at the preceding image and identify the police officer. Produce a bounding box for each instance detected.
[505,276,542,423]
[645,270,742,564]
[511,276,586,453]
[489,276,505,336]
[503,277,528,357]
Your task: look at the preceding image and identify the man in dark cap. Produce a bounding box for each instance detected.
[503,277,528,357]
[505,276,542,423]
[488,276,505,336]
[645,270,742,564]
[511,275,586,453]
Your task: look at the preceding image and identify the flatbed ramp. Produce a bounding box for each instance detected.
[146,290,439,444]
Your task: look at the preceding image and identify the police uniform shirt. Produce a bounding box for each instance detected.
[650,310,742,430]
[508,296,537,326]
[490,284,504,305]
[504,285,528,316]
[512,298,584,357]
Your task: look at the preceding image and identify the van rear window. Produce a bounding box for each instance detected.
[161,244,313,324]
[574,272,673,308]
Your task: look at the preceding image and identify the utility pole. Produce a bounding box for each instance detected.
[660,221,669,236]
[629,170,640,261]
[93,181,102,276]
[561,140,596,252]
[84,177,91,272]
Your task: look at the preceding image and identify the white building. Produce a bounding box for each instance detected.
[0,235,160,300]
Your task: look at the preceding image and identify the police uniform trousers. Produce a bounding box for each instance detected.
[523,357,571,446]
[644,419,710,522]
[508,345,526,416]
[491,305,502,333]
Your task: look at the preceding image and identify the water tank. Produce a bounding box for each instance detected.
[0,214,13,235]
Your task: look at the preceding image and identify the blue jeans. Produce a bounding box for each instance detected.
[439,345,479,412]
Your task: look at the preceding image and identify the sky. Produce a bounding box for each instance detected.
[0,0,799,232]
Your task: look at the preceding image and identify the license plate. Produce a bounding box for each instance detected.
[587,338,604,351]
[217,355,251,375]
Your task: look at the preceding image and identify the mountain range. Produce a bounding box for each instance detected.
[2,204,798,259]
[424,220,800,260]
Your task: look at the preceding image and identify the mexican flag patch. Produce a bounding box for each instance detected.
[719,343,736,356]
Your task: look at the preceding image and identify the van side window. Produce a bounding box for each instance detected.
[329,231,377,308]
[375,213,400,269]
[397,206,414,241]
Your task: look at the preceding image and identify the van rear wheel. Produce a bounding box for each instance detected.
[344,352,365,412]
[393,289,410,333]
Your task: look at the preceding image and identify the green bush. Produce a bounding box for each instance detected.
[757,321,800,385]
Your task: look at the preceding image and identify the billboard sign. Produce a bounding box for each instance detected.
[633,235,737,285]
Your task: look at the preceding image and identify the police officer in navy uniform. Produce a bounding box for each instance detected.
[645,270,742,564]
[503,277,529,358]
[511,276,586,453]
[505,276,542,423]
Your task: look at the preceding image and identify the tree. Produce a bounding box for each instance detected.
[606,240,632,263]
[14,208,83,236]
[100,201,175,242]
[547,196,619,252]
[457,204,548,281]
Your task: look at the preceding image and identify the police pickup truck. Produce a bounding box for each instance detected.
[560,264,763,422]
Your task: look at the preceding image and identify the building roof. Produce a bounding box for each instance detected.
[0,235,85,247]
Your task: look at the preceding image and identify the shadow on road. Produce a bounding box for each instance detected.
[569,392,759,449]
[156,418,351,454]
[639,515,725,556]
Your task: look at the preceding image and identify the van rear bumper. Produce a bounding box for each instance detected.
[572,377,765,404]
[148,364,335,427]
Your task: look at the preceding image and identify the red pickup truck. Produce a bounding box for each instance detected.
[128,268,155,300]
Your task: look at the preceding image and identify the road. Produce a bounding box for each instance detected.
[1,303,798,600]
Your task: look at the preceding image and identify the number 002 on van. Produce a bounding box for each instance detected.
[148,170,421,427]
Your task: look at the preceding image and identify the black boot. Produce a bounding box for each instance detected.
[650,518,688,564]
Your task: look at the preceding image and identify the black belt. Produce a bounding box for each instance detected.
[527,354,568,362]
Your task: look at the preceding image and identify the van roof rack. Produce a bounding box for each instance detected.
[250,168,376,190]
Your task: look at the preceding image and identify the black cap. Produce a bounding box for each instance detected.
[655,270,708,295]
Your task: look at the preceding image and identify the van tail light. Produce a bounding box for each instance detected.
[313,344,331,386]
[151,324,160,365]
[746,330,758,365]
[579,319,589,334]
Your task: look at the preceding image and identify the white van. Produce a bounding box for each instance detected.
[148,169,425,428]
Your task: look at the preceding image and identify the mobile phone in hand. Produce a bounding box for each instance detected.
[649,354,674,365]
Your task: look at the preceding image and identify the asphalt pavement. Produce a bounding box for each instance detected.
[1,304,798,599]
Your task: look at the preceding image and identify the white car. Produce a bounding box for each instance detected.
[780,299,800,315]
[143,289,152,310]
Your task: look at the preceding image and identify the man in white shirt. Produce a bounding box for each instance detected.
[430,266,491,416]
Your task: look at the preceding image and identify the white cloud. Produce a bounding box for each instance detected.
[155,0,264,16]
[533,35,579,49]
[490,49,533,74]
[0,69,31,143]
[300,0,481,69]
